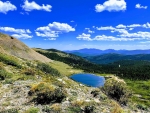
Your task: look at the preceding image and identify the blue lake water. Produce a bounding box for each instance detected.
[70,73,105,87]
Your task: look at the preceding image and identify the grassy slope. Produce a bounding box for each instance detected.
[126,79,150,107]
[0,52,131,113]
[34,48,102,73]
[49,61,83,76]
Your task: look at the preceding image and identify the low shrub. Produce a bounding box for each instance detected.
[0,69,12,80]
[42,106,51,112]
[28,82,67,104]
[50,104,62,113]
[36,62,61,76]
[84,105,95,113]
[24,107,39,113]
[22,68,36,76]
[102,77,132,105]
[91,89,100,97]
[67,106,82,113]
[136,104,148,110]
[0,53,21,68]
[0,62,4,70]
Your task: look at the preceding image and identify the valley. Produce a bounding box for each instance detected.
[0,33,149,112]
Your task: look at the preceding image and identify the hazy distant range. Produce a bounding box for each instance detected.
[65,48,150,57]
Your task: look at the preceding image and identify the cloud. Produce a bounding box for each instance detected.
[36,22,75,39]
[36,31,58,38]
[135,4,147,9]
[112,28,128,34]
[96,22,150,32]
[143,22,150,28]
[127,24,141,28]
[119,31,150,39]
[95,0,126,12]
[94,35,136,41]
[76,33,92,41]
[79,22,150,42]
[116,24,126,29]
[22,0,52,12]
[12,34,33,39]
[76,33,138,41]
[140,41,150,44]
[0,27,32,39]
[0,1,17,14]
[96,26,115,30]
[129,28,134,31]
[0,27,31,34]
[85,28,95,34]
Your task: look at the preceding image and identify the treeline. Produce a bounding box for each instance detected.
[100,60,150,80]
[36,50,102,73]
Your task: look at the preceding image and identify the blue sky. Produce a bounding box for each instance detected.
[0,0,150,50]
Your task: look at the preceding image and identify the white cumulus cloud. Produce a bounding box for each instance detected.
[95,0,126,12]
[135,4,147,9]
[120,31,150,39]
[22,0,52,12]
[79,22,150,42]
[0,1,17,14]
[85,28,95,34]
[12,34,33,39]
[96,26,115,30]
[116,24,126,29]
[36,22,75,39]
[143,22,150,28]
[76,33,92,41]
[127,24,141,28]
[0,27,31,34]
[0,27,32,39]
[94,35,135,41]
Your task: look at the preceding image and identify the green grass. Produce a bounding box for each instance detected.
[24,107,39,113]
[37,62,61,76]
[0,68,13,80]
[0,53,21,68]
[125,79,150,107]
[49,61,83,76]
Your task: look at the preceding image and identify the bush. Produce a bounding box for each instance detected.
[0,69,12,80]
[0,53,21,68]
[24,107,39,113]
[0,62,4,70]
[36,62,61,76]
[28,82,67,104]
[102,77,132,105]
[22,68,36,76]
[91,89,100,97]
[136,104,148,110]
[67,106,82,113]
[84,105,95,113]
[42,106,51,112]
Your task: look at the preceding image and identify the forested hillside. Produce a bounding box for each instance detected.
[35,48,102,73]
[99,60,150,80]
[85,53,150,64]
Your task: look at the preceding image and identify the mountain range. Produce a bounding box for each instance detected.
[65,48,150,57]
